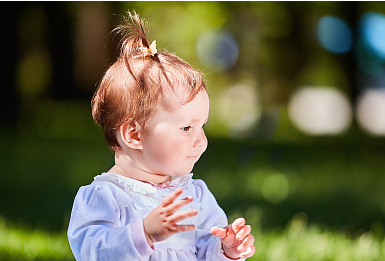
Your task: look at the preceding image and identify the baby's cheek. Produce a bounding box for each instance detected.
[152,139,183,166]
[168,143,195,173]
[164,141,187,163]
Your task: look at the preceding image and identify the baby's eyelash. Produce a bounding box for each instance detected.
[181,126,191,132]
[181,122,207,132]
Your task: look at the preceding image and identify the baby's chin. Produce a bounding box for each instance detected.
[161,158,201,177]
[169,166,196,177]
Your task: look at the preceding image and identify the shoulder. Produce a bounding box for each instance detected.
[191,178,209,191]
[68,180,135,239]
[73,180,132,210]
[190,178,215,202]
[76,180,120,199]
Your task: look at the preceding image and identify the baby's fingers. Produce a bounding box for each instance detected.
[210,226,227,239]
[237,234,255,253]
[231,218,246,234]
[163,196,194,215]
[240,245,255,258]
[173,224,196,233]
[236,225,251,241]
[161,188,183,207]
[168,209,198,224]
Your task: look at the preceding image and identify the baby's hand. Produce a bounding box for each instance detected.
[211,218,255,259]
[143,188,197,247]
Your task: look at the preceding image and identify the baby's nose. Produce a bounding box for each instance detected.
[193,130,207,148]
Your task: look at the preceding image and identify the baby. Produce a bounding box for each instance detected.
[67,11,255,261]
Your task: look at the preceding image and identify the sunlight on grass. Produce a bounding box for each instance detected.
[1,214,384,261]
[0,218,73,261]
[246,213,385,261]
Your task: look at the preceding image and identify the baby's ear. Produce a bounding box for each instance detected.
[117,121,143,150]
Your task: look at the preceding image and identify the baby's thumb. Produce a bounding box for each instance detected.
[210,226,227,239]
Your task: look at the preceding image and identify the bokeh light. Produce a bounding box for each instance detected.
[288,87,352,135]
[360,12,385,59]
[356,88,385,136]
[355,41,385,76]
[356,12,385,76]
[196,29,239,72]
[218,84,260,137]
[261,173,289,204]
[17,51,51,97]
[317,16,352,54]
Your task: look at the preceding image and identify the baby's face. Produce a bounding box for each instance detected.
[140,89,209,177]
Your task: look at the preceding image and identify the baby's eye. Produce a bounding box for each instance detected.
[181,126,191,132]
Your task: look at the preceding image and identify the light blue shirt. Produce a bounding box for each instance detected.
[68,173,244,261]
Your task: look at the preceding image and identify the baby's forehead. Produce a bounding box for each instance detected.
[159,85,194,109]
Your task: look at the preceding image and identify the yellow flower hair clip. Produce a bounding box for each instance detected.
[140,40,157,57]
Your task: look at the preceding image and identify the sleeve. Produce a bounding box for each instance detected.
[194,179,246,261]
[67,182,154,261]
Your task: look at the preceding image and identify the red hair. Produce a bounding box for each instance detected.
[91,11,206,150]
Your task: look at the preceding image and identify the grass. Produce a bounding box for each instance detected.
[0,217,72,261]
[252,218,385,261]
[0,213,384,261]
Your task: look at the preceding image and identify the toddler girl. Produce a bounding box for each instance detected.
[67,11,255,261]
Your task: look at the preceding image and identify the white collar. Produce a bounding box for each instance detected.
[94,172,193,195]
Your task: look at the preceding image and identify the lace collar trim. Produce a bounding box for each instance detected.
[94,172,193,195]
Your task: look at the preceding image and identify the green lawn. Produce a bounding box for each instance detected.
[1,214,384,261]
[0,218,71,261]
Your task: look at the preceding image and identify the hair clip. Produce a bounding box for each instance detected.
[140,40,157,57]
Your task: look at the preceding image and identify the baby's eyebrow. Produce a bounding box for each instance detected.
[188,117,209,124]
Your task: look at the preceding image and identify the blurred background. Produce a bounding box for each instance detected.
[1,1,385,260]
